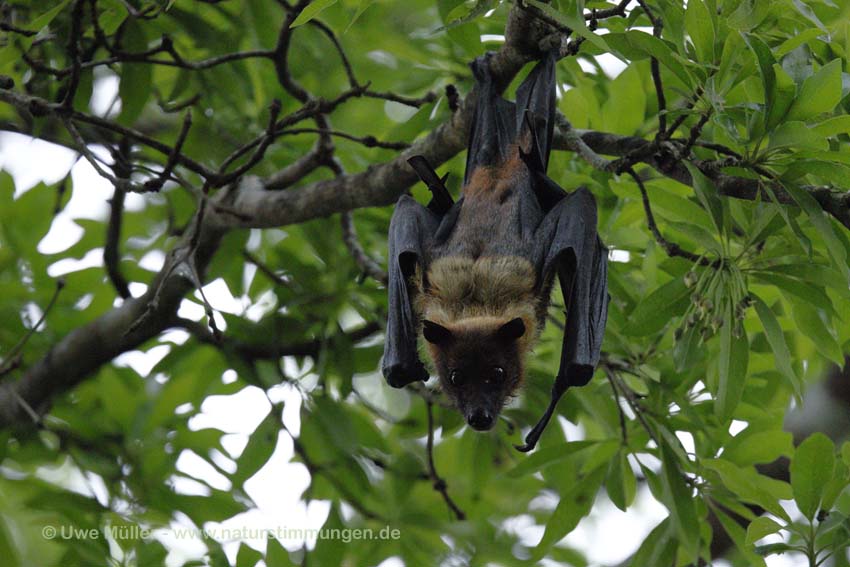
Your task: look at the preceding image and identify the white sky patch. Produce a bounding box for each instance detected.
[177,298,206,321]
[47,247,104,277]
[244,288,277,322]
[728,419,748,436]
[676,430,695,456]
[384,100,417,123]
[90,71,120,117]
[73,293,94,311]
[189,386,272,434]
[176,450,232,491]
[222,369,238,384]
[596,52,629,78]
[609,248,631,263]
[128,282,148,297]
[560,486,668,565]
[168,475,212,497]
[114,344,171,377]
[209,449,237,475]
[195,277,242,315]
[0,133,77,193]
[481,34,505,43]
[35,456,95,499]
[221,433,250,459]
[577,57,599,75]
[159,514,208,567]
[38,216,84,255]
[139,250,166,272]
[558,415,585,441]
[160,328,190,345]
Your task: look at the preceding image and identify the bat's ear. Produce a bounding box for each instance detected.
[496,317,526,341]
[422,320,454,345]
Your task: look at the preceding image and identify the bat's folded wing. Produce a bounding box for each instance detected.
[550,188,609,388]
[518,186,610,451]
[382,195,441,388]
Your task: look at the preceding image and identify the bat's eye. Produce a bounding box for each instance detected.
[493,367,505,380]
[450,369,462,385]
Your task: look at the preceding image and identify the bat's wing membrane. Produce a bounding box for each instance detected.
[517,186,609,451]
[514,52,610,451]
[382,195,441,388]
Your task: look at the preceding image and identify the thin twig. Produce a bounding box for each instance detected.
[606,370,629,445]
[626,167,705,264]
[340,211,389,284]
[0,279,65,377]
[104,138,132,299]
[280,128,409,150]
[426,400,466,521]
[143,110,193,192]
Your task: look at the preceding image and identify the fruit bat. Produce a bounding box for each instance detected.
[381,50,609,452]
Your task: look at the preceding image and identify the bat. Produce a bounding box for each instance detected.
[382,50,609,452]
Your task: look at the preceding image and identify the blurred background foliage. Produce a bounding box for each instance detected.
[1,0,850,566]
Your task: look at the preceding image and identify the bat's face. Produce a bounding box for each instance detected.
[422,317,526,431]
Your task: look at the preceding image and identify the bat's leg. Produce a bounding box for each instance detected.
[382,195,439,388]
[515,383,567,452]
[407,155,454,215]
[517,187,609,451]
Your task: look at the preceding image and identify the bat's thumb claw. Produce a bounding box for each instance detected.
[514,441,536,453]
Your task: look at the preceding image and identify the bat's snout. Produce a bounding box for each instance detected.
[467,409,495,431]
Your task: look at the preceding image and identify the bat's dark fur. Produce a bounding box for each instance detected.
[382,51,609,451]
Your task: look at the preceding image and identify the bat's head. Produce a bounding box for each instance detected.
[422,317,526,431]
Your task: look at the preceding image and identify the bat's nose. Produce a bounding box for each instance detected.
[467,410,494,431]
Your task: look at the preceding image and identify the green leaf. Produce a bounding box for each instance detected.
[685,0,714,62]
[601,66,647,135]
[786,59,843,122]
[117,20,152,126]
[746,516,784,545]
[791,433,836,521]
[525,1,617,57]
[291,0,338,27]
[606,450,637,512]
[265,537,296,567]
[658,443,701,560]
[742,33,776,126]
[533,466,606,558]
[768,121,828,152]
[684,162,724,236]
[716,305,749,422]
[605,31,693,87]
[703,458,792,521]
[723,428,794,467]
[505,440,599,478]
[822,460,850,511]
[622,277,692,336]
[812,115,850,138]
[791,301,843,366]
[30,0,73,33]
[751,271,836,319]
[629,519,677,566]
[232,413,278,486]
[752,295,802,403]
[345,0,375,31]
[714,507,769,566]
[438,0,494,30]
[780,180,850,284]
